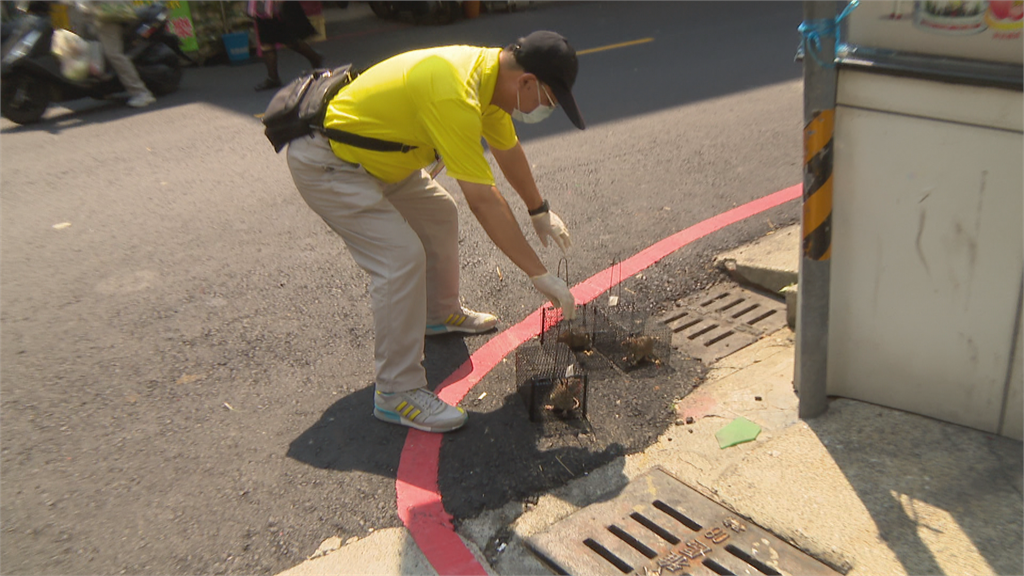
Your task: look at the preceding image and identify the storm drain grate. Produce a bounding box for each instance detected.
[527,467,840,576]
[659,285,788,364]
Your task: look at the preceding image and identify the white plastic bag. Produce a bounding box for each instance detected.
[51,29,104,81]
[52,28,90,81]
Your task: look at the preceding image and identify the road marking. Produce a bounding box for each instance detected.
[396,184,802,576]
[578,37,654,56]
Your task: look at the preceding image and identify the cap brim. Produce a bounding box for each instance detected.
[549,83,585,130]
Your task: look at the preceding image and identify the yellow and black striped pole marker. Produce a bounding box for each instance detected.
[803,109,833,261]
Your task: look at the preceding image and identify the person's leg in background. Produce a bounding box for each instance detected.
[281,1,323,69]
[285,39,323,70]
[253,16,284,90]
[94,20,155,107]
[255,45,282,89]
[255,39,321,91]
[254,3,324,90]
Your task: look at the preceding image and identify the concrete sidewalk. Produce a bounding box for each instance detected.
[278,225,1024,576]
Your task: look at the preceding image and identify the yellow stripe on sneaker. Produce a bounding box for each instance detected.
[408,409,422,420]
[402,404,415,417]
[443,313,467,326]
[396,401,407,412]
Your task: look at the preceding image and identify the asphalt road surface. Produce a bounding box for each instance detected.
[1,2,804,574]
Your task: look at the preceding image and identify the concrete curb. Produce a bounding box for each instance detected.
[713,224,799,296]
[715,223,800,328]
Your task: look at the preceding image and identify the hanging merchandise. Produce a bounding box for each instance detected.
[189,1,251,64]
[165,1,199,53]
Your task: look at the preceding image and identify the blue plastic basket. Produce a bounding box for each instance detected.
[222,32,250,64]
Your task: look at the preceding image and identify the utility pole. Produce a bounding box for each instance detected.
[796,1,838,418]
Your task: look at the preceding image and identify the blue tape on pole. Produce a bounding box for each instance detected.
[798,0,859,69]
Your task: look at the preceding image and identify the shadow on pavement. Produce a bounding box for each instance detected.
[284,325,669,524]
[286,385,406,476]
[806,399,1024,576]
[285,334,474,479]
[440,387,630,521]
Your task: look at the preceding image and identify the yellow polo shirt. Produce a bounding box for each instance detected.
[323,46,518,185]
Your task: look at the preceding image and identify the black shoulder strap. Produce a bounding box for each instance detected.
[319,127,418,153]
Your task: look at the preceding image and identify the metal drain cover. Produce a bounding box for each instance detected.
[527,467,839,576]
[660,285,788,364]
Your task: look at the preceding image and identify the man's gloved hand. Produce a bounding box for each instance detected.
[531,210,572,253]
[531,272,577,320]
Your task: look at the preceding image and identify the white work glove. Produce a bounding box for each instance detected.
[531,272,577,320]
[531,209,572,253]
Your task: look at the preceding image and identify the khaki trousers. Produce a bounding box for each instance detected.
[287,133,461,393]
[94,21,151,98]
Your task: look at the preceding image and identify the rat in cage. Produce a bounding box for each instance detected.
[544,364,586,416]
[621,334,661,367]
[556,325,592,351]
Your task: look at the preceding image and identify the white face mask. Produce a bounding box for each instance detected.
[512,82,555,124]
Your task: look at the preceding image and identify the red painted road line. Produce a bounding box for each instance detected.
[396,184,802,575]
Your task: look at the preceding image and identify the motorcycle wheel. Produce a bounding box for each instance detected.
[1,74,50,125]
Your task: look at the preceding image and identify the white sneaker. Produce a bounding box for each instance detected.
[127,92,156,108]
[373,388,467,433]
[425,308,497,336]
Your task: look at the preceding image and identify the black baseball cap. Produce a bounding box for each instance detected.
[509,31,585,130]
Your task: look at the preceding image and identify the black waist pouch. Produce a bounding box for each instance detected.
[262,64,417,154]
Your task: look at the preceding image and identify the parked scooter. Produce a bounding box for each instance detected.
[2,2,51,46]
[1,2,187,125]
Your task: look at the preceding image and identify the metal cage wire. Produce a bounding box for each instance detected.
[514,341,589,422]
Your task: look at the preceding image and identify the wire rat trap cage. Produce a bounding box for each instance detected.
[540,303,596,352]
[591,258,672,371]
[515,340,589,423]
[538,258,596,352]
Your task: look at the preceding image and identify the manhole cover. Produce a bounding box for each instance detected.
[660,285,788,364]
[527,467,840,576]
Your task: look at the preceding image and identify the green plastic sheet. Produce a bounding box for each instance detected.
[716,417,761,449]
